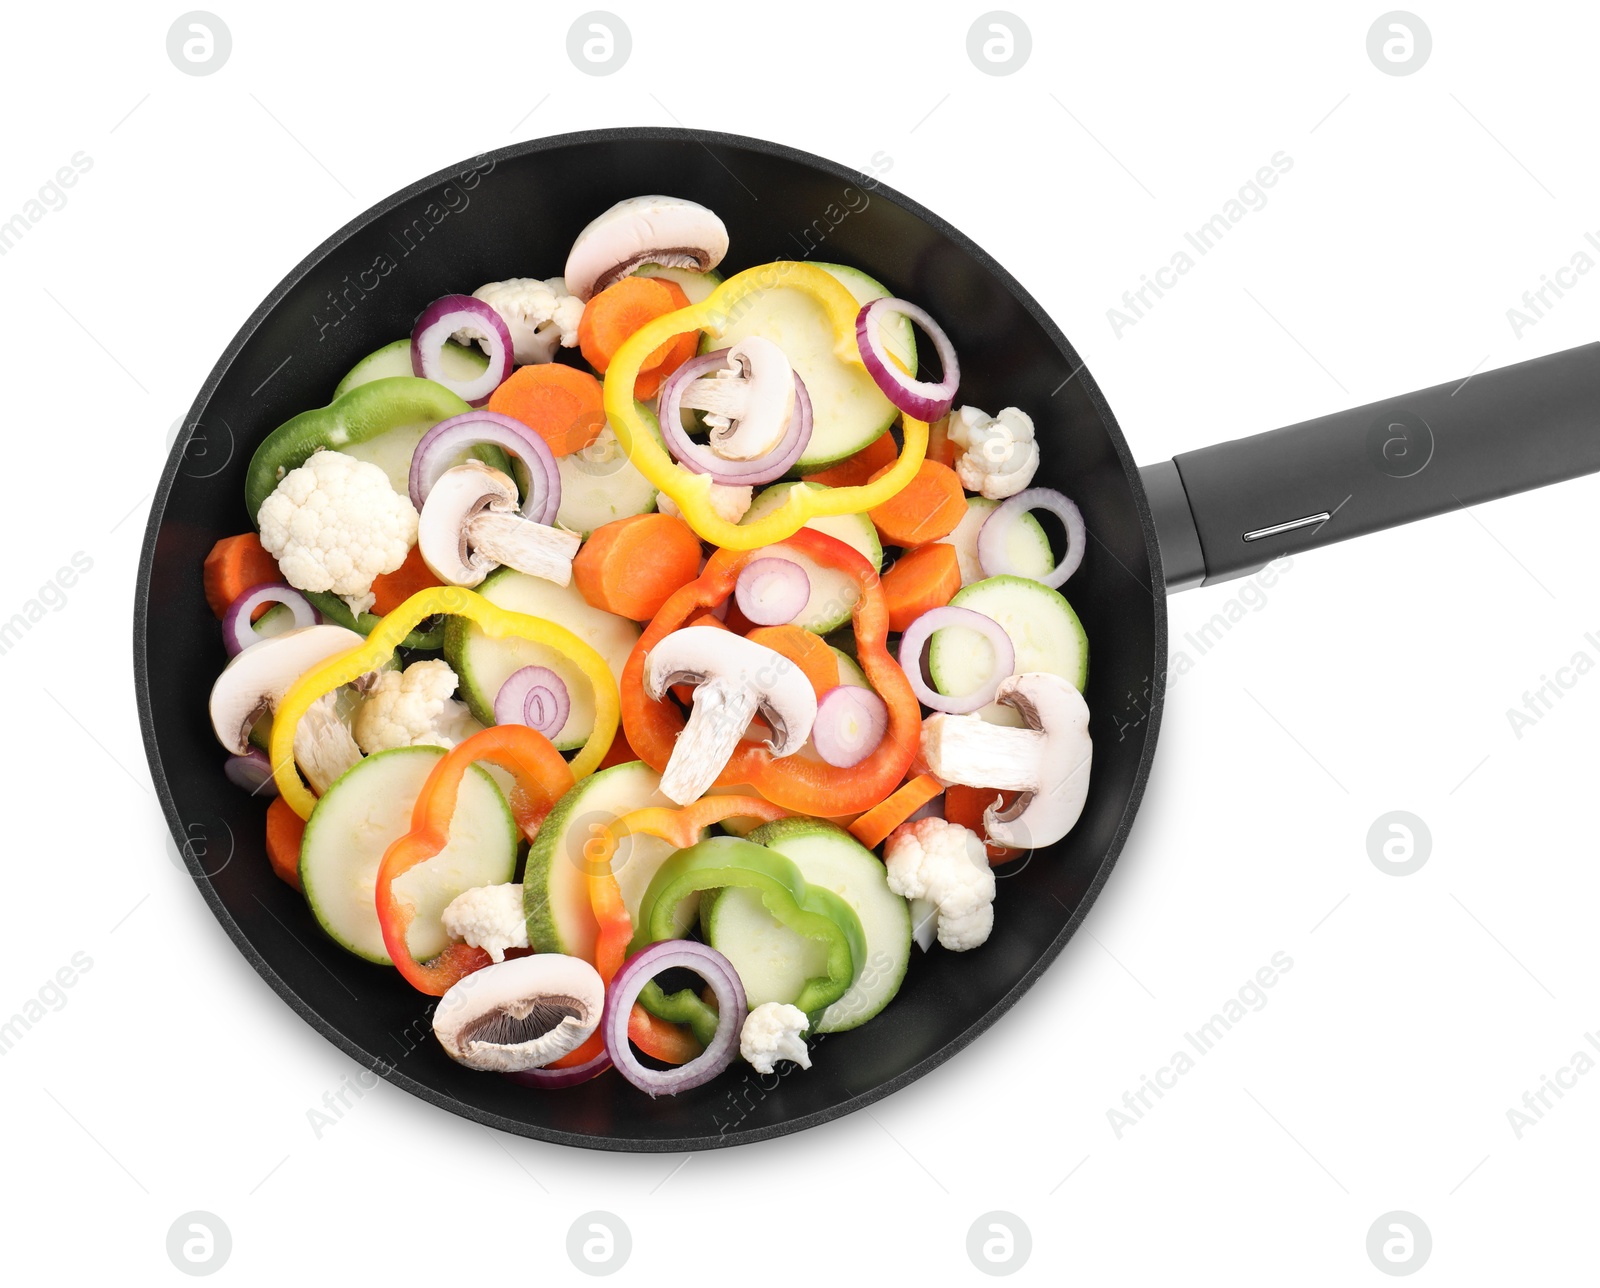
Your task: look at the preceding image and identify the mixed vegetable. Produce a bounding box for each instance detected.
[201,193,1094,1098]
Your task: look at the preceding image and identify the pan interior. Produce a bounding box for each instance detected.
[136,129,1163,1150]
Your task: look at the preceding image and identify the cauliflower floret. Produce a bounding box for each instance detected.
[257,450,417,617]
[352,660,482,754]
[947,404,1040,500]
[656,484,753,525]
[465,277,584,365]
[883,816,996,951]
[441,883,528,963]
[740,1002,812,1074]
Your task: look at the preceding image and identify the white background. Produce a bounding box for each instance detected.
[2,0,1596,1281]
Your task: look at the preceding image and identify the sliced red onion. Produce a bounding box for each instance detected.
[494,666,570,738]
[812,684,889,767]
[411,294,514,406]
[221,583,320,656]
[897,606,1016,714]
[602,940,746,1097]
[409,410,560,525]
[224,748,279,797]
[855,297,960,422]
[977,488,1086,588]
[656,349,812,486]
[503,1045,612,1089]
[734,557,810,626]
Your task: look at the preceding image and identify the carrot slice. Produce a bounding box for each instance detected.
[944,783,1024,862]
[265,796,306,891]
[849,774,945,850]
[485,362,606,457]
[578,277,698,399]
[573,513,704,621]
[369,544,442,617]
[802,431,899,489]
[202,533,282,619]
[744,624,839,700]
[880,542,961,633]
[866,459,966,546]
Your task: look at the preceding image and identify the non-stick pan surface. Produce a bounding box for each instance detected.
[136,127,1166,1150]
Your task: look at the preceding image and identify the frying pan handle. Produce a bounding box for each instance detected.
[1141,342,1600,592]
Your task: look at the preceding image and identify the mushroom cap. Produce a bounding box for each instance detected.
[563,195,729,301]
[432,953,605,1072]
[416,461,520,588]
[984,672,1092,850]
[705,337,796,462]
[644,626,818,758]
[208,623,365,754]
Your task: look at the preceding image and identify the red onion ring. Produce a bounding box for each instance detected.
[601,941,746,1097]
[409,410,560,525]
[224,748,279,797]
[734,557,811,626]
[656,349,812,485]
[503,1045,612,1089]
[855,297,960,422]
[493,666,571,738]
[411,294,514,406]
[811,684,889,767]
[977,488,1086,588]
[897,606,1016,714]
[221,583,320,656]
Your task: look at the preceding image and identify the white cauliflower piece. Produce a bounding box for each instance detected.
[657,484,752,525]
[947,404,1040,500]
[465,277,584,365]
[883,817,996,951]
[256,450,417,617]
[352,660,482,754]
[740,1002,812,1074]
[441,883,528,963]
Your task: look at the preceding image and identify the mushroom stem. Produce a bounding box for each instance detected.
[917,716,1047,793]
[465,508,581,586]
[293,690,363,795]
[916,672,1093,850]
[659,681,763,805]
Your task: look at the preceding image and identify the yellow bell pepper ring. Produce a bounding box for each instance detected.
[269,586,619,819]
[601,261,928,549]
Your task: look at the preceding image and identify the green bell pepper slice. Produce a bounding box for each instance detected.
[244,375,505,651]
[244,375,474,517]
[631,835,867,1021]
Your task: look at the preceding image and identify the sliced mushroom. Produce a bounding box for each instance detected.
[208,624,365,755]
[678,337,796,461]
[292,691,363,795]
[432,954,605,1072]
[644,627,819,805]
[563,195,729,301]
[916,672,1092,849]
[417,461,581,589]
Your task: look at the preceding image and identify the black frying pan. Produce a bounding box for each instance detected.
[135,127,1600,1152]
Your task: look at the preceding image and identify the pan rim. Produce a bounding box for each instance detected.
[133,124,1169,1152]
